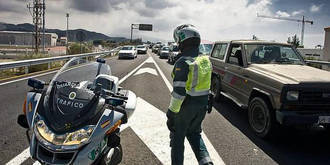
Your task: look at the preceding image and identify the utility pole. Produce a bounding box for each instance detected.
[42,0,45,53]
[66,13,69,55]
[257,14,313,47]
[130,24,135,43]
[27,0,45,54]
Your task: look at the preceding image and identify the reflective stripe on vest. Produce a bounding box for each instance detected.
[185,55,212,96]
[168,94,184,113]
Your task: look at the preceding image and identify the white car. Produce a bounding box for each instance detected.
[136,45,147,54]
[118,46,137,59]
[159,46,170,59]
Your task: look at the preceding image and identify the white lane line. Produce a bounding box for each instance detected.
[5,148,30,165]
[152,57,173,92]
[150,55,226,165]
[5,57,150,165]
[129,97,197,164]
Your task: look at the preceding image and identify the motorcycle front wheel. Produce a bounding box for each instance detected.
[100,145,123,165]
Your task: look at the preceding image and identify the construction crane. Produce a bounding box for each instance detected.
[257,13,313,46]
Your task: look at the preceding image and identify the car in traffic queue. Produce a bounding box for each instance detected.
[210,40,330,138]
[136,45,147,54]
[157,44,166,56]
[152,44,160,54]
[168,43,180,64]
[118,46,137,59]
[199,40,214,56]
[159,46,170,59]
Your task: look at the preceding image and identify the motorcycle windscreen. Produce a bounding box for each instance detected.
[42,57,111,134]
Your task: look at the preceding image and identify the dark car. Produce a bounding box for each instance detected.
[152,44,160,54]
[168,44,180,64]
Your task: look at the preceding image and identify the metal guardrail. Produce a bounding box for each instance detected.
[305,60,330,66]
[0,50,117,74]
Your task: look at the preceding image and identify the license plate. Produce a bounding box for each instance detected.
[318,116,330,124]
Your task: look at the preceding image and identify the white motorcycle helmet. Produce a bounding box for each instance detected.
[173,24,201,50]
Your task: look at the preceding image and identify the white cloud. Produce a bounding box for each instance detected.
[292,10,304,16]
[310,4,322,13]
[275,10,290,17]
[0,0,324,48]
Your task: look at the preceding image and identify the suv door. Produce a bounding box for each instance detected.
[210,42,228,80]
[223,44,249,107]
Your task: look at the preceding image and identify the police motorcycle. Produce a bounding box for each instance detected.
[17,57,137,165]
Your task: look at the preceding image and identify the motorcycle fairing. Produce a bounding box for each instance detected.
[73,108,124,165]
[25,92,42,128]
[29,107,124,165]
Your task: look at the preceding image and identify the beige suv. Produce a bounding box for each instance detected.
[210,40,330,138]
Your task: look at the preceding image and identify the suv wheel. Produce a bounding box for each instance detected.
[248,97,275,138]
[211,76,221,101]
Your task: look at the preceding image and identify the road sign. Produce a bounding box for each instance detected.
[139,24,153,31]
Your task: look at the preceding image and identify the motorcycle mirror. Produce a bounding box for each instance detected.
[105,97,124,106]
[28,78,45,89]
[17,114,29,129]
[94,83,102,95]
[97,58,105,64]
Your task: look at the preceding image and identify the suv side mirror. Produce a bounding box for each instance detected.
[28,78,45,89]
[17,114,29,129]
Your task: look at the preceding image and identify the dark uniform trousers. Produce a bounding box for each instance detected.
[170,95,210,165]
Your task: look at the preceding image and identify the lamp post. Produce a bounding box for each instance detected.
[66,13,69,55]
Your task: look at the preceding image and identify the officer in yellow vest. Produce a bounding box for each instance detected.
[167,24,213,165]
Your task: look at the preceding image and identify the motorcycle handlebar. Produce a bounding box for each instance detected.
[102,89,128,100]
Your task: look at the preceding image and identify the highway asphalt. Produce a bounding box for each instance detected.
[1,50,330,165]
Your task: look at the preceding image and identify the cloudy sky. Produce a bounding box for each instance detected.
[0,0,329,48]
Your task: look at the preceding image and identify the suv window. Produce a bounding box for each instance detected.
[228,44,243,66]
[244,44,304,65]
[211,43,227,60]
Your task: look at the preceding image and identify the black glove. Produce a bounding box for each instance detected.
[166,110,176,132]
[207,93,214,114]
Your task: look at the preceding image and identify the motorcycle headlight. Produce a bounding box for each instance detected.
[286,91,299,101]
[35,119,94,147]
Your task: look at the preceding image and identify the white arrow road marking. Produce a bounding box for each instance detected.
[133,67,158,76]
[145,57,154,63]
